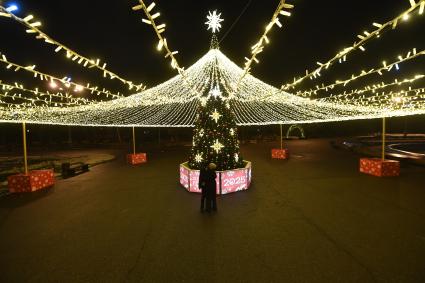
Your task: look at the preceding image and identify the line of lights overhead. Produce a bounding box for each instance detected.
[281,0,425,91]
[0,52,124,100]
[0,5,145,92]
[236,0,293,91]
[295,48,425,96]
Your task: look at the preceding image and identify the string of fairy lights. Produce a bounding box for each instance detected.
[0,5,145,92]
[0,52,123,101]
[316,74,425,104]
[281,0,425,91]
[235,0,293,92]
[3,48,423,127]
[0,0,424,126]
[320,86,425,107]
[296,48,425,97]
[297,74,425,98]
[0,81,92,107]
[131,0,200,98]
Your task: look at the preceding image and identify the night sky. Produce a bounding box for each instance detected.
[0,0,424,95]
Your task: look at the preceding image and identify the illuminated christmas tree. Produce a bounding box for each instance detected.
[188,11,243,171]
[188,83,244,171]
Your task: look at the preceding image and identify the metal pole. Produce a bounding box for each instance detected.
[280,124,283,150]
[382,117,386,161]
[132,126,136,155]
[22,122,29,175]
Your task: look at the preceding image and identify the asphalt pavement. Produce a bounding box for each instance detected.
[1,139,424,282]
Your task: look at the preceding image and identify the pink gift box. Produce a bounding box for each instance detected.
[271,148,289,159]
[359,158,400,177]
[127,153,147,165]
[8,169,55,193]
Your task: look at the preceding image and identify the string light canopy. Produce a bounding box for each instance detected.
[0,1,424,126]
[2,47,424,127]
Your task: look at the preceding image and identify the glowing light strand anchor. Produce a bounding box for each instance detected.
[281,0,425,91]
[0,52,123,99]
[0,6,145,92]
[236,0,294,93]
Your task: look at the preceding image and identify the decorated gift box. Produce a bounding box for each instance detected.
[271,148,289,159]
[8,169,55,193]
[127,153,147,165]
[359,158,400,177]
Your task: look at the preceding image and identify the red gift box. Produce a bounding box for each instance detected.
[8,169,55,193]
[271,148,289,159]
[127,153,147,165]
[359,158,400,177]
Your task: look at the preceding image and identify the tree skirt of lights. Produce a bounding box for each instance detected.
[179,161,252,195]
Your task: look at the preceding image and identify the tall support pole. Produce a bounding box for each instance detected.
[132,127,136,155]
[280,124,283,150]
[22,122,29,175]
[382,117,386,161]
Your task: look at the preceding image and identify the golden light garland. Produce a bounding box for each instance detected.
[281,0,425,91]
[237,0,293,89]
[295,48,425,96]
[0,5,145,92]
[312,74,425,101]
[0,52,123,100]
[326,87,425,110]
[0,81,92,106]
[0,91,85,107]
[131,0,203,99]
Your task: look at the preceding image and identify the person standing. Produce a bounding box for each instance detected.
[199,163,208,212]
[205,162,217,212]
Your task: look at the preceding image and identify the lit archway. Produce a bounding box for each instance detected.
[286,125,305,139]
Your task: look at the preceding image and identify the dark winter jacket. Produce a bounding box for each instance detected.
[199,168,216,196]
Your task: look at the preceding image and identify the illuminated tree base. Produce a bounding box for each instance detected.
[359,158,400,177]
[179,161,252,195]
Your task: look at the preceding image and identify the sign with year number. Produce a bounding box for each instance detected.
[220,169,248,194]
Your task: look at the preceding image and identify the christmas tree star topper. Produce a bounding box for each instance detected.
[205,10,224,33]
[210,85,222,98]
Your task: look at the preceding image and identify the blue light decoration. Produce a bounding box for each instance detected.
[5,3,19,13]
